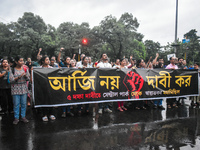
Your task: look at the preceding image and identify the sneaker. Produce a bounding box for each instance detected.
[42,116,48,122]
[93,122,98,130]
[104,108,112,113]
[98,109,103,114]
[67,112,74,117]
[49,115,56,120]
[61,112,66,118]
[21,117,29,123]
[13,119,19,125]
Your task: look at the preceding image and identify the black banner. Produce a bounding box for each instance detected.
[32,68,199,107]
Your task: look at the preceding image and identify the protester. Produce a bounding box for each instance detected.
[182,60,188,69]
[96,53,112,114]
[50,57,59,68]
[189,65,194,70]
[0,58,13,115]
[39,56,57,121]
[51,56,59,67]
[70,59,77,68]
[177,58,184,69]
[134,59,146,110]
[190,62,200,108]
[57,48,74,118]
[114,58,127,112]
[152,53,164,68]
[37,48,43,60]
[165,57,178,108]
[25,57,33,74]
[10,56,30,124]
[88,57,93,68]
[127,58,136,69]
[177,58,188,106]
[114,59,120,68]
[57,48,71,68]
[152,53,165,110]
[50,56,59,67]
[78,56,92,114]
[76,54,85,68]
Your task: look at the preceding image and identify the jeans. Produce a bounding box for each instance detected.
[63,106,71,113]
[13,94,27,119]
[154,99,163,106]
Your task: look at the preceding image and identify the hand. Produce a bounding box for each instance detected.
[60,47,64,52]
[19,72,26,78]
[156,53,159,58]
[7,64,10,71]
[39,48,42,52]
[73,54,76,57]
[116,66,120,69]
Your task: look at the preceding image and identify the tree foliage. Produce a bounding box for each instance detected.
[0,12,199,65]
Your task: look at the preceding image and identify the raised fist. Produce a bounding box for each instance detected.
[123,71,144,99]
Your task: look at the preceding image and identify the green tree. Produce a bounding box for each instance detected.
[183,29,200,64]
[57,22,94,58]
[144,40,161,60]
[92,13,145,60]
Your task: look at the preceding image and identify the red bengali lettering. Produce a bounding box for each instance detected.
[85,92,101,99]
[67,95,71,100]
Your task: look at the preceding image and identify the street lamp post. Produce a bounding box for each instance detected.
[174,0,179,55]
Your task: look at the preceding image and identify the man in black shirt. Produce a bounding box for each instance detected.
[152,53,165,110]
[177,58,184,69]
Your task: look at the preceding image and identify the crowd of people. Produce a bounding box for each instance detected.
[0,47,200,125]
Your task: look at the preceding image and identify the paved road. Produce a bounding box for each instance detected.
[0,98,200,150]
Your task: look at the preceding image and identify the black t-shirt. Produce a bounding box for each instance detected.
[25,62,33,73]
[0,68,11,89]
[153,63,164,69]
[178,64,184,69]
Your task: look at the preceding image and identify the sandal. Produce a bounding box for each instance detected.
[135,107,140,110]
[49,115,56,120]
[117,107,123,112]
[42,116,48,122]
[167,105,171,109]
[141,107,146,110]
[121,106,127,111]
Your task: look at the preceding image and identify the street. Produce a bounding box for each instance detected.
[0,98,200,150]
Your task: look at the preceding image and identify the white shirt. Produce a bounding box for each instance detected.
[96,61,112,68]
[113,65,127,69]
[79,64,93,68]
[76,61,82,68]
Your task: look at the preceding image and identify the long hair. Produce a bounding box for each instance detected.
[137,59,143,68]
[13,56,23,68]
[82,56,88,65]
[39,55,49,65]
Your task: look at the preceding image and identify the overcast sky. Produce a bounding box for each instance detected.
[0,0,199,46]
